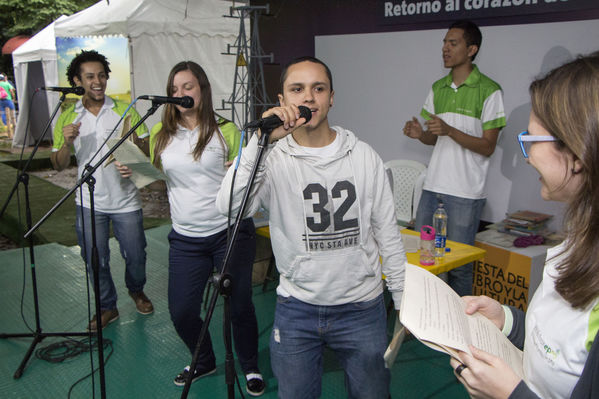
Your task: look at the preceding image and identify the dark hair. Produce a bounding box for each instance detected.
[449,20,482,61]
[66,50,111,87]
[279,56,333,93]
[529,51,599,309]
[152,61,222,167]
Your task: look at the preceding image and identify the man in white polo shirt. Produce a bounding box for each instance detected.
[403,20,506,296]
[51,50,153,330]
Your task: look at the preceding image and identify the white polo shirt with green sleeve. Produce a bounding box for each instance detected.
[523,242,599,398]
[420,65,506,199]
[149,118,242,237]
[52,97,148,212]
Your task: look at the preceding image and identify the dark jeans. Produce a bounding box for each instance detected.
[167,218,259,374]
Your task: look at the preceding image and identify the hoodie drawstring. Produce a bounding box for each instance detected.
[290,155,312,253]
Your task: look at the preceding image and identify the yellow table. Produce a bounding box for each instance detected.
[256,226,486,276]
[255,226,271,238]
[401,229,486,275]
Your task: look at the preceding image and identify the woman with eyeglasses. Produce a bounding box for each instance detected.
[449,52,599,398]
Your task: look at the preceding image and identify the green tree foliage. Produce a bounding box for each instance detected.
[0,0,97,79]
[0,0,97,37]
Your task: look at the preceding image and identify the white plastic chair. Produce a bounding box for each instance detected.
[384,159,427,227]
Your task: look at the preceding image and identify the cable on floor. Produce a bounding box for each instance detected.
[34,336,113,398]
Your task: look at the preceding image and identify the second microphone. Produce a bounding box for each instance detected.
[138,95,194,108]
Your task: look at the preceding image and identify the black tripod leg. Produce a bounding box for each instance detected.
[10,173,43,379]
[0,173,92,380]
[222,276,235,398]
[12,333,43,379]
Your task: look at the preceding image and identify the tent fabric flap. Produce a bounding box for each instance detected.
[54,0,239,38]
[12,18,63,147]
[2,36,31,55]
[11,0,241,147]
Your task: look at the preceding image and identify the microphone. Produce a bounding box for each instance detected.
[138,95,194,109]
[244,105,312,131]
[41,86,85,95]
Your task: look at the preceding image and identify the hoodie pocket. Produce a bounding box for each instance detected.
[285,247,376,294]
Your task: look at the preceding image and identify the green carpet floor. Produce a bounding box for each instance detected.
[0,225,468,398]
[0,161,168,248]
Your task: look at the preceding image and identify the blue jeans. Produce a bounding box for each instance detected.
[415,190,485,296]
[0,98,14,125]
[167,218,259,374]
[75,206,147,311]
[270,294,390,399]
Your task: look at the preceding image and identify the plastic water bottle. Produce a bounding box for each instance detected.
[433,203,448,258]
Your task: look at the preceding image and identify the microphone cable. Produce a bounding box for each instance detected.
[33,335,114,399]
[75,96,142,399]
[13,88,44,335]
[82,97,141,176]
[226,128,246,245]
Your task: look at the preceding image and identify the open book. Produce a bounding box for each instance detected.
[105,138,166,189]
[102,114,166,189]
[399,263,524,378]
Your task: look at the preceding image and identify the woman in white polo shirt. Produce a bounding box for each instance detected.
[149,61,264,396]
[449,52,599,398]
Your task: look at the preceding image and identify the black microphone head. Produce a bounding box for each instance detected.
[180,96,194,109]
[298,106,312,123]
[73,86,85,96]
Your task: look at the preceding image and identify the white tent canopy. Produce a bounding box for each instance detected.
[12,0,239,147]
[54,0,239,130]
[12,16,67,147]
[54,0,238,38]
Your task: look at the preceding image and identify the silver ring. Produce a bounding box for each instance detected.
[455,364,467,376]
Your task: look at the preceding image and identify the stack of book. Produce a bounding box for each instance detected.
[499,210,552,236]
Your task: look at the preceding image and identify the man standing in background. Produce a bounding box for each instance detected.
[403,20,506,296]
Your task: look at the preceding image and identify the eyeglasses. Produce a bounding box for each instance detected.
[517,131,558,158]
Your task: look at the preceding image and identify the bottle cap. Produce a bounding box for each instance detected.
[420,225,435,240]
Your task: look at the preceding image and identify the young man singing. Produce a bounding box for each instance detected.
[217,56,407,398]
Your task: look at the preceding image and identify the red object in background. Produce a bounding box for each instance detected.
[2,35,30,55]
[513,235,545,248]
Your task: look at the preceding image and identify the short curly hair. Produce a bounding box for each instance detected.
[66,50,111,87]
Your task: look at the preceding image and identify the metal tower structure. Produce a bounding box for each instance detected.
[220,4,275,130]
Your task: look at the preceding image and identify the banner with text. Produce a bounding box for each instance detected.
[473,242,533,311]
[378,0,597,25]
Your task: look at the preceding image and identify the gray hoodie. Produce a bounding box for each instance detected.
[217,126,406,307]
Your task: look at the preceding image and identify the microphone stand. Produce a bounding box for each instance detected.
[22,101,161,399]
[181,129,272,399]
[0,92,90,380]
[0,90,64,218]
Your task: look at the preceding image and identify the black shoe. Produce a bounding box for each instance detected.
[173,365,216,386]
[246,372,265,397]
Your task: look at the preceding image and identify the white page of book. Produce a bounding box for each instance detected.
[400,263,523,378]
[106,139,166,188]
